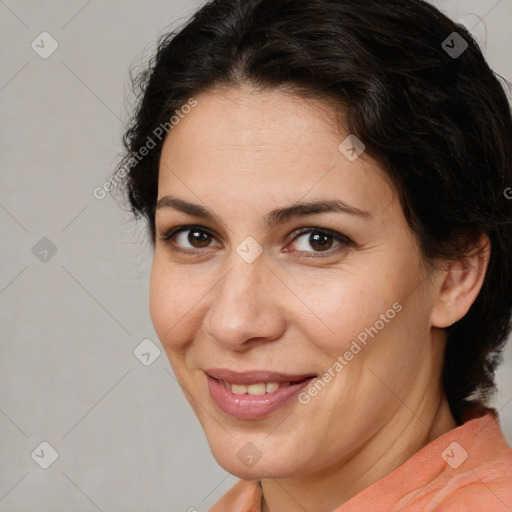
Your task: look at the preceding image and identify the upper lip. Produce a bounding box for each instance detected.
[205,368,316,384]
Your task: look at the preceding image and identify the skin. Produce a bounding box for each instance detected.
[150,85,490,511]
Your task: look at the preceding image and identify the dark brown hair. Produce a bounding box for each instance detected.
[116,0,512,420]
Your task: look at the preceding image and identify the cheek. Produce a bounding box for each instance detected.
[288,268,400,356]
[149,255,196,354]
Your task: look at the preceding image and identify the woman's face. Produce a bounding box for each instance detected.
[150,86,444,480]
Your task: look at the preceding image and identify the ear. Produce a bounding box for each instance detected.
[430,234,491,328]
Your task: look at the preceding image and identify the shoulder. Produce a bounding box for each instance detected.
[436,410,512,510]
[340,408,512,512]
[400,410,512,511]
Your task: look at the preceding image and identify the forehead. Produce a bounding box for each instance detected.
[157,86,396,218]
[162,86,340,161]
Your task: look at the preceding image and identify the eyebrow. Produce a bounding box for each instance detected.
[155,195,371,228]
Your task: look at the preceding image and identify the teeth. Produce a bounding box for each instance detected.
[247,383,266,395]
[266,382,280,393]
[222,381,289,395]
[231,384,247,395]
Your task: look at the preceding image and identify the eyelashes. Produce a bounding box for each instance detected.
[158,224,353,257]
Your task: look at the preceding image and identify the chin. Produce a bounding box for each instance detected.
[210,442,297,480]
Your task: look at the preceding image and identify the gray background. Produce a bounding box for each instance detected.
[1,1,511,510]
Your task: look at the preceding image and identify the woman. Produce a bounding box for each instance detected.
[115,0,512,509]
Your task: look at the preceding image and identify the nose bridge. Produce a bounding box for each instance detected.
[222,254,263,304]
[204,252,284,348]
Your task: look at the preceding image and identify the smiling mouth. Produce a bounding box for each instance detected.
[218,378,315,395]
[205,369,317,419]
[205,368,316,387]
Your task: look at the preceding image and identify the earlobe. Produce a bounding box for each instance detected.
[430,234,490,328]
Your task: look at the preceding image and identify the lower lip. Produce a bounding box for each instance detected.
[207,376,313,420]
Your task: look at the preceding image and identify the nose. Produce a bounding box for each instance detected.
[203,255,286,351]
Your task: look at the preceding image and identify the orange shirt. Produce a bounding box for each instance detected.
[208,406,512,511]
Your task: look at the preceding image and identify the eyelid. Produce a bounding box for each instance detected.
[158,224,353,256]
[285,227,353,254]
[158,224,221,251]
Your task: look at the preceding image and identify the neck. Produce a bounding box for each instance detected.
[260,388,457,512]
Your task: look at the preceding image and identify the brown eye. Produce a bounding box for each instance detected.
[159,226,219,251]
[187,229,212,248]
[288,228,352,255]
[308,231,334,251]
